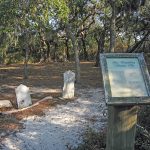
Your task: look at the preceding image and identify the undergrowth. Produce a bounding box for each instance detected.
[72,128,106,150]
[73,105,150,150]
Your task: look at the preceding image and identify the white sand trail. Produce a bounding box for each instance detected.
[1,88,107,150]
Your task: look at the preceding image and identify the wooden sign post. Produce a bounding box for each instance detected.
[100,53,150,150]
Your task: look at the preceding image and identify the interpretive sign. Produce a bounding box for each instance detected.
[107,58,148,97]
[100,53,150,105]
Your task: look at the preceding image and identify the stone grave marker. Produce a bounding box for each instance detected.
[63,70,75,99]
[0,100,13,108]
[15,84,32,109]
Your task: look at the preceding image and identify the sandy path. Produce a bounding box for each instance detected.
[0,88,107,150]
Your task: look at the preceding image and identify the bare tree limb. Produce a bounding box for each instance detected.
[127,31,150,53]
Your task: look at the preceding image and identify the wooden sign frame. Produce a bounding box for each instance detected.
[100,53,150,105]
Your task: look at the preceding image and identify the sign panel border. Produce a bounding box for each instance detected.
[100,53,150,105]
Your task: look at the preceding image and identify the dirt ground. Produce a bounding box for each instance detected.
[0,56,150,142]
[0,61,102,105]
[0,61,102,137]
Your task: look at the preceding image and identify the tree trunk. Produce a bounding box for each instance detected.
[127,31,150,53]
[127,35,131,51]
[109,1,116,53]
[72,37,80,83]
[65,38,70,61]
[24,48,29,79]
[46,41,52,62]
[81,34,88,60]
[95,41,101,67]
[66,24,80,83]
[63,48,67,62]
[2,48,7,64]
[53,43,58,61]
[95,30,106,67]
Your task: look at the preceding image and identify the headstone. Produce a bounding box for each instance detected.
[0,100,13,108]
[63,70,75,99]
[15,84,32,109]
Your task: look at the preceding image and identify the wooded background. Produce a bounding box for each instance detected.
[0,0,149,81]
[0,1,150,149]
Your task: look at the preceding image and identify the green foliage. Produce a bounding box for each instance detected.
[0,0,70,64]
[0,0,149,64]
[5,52,24,64]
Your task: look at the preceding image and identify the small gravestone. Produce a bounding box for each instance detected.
[63,70,75,99]
[15,84,32,109]
[0,100,13,108]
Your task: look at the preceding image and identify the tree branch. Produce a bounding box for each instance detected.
[127,31,150,53]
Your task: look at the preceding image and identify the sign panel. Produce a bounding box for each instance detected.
[100,53,150,105]
[106,58,148,97]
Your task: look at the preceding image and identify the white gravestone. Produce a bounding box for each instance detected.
[63,70,75,99]
[0,100,13,108]
[15,84,32,109]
